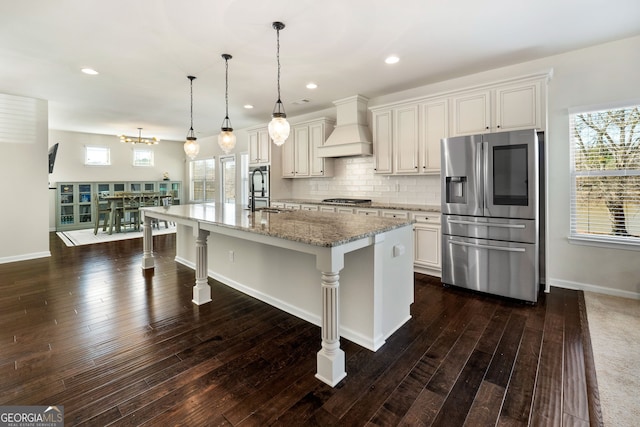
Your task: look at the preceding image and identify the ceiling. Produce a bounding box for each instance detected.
[1,0,639,142]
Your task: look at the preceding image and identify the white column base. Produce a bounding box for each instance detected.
[192,283,212,305]
[315,348,346,387]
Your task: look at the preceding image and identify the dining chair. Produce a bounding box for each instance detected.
[120,193,141,231]
[93,193,112,235]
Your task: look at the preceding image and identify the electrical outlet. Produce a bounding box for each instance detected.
[228,250,234,262]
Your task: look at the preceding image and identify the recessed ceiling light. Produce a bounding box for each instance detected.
[306,82,318,89]
[81,68,99,75]
[385,56,400,65]
[244,104,254,109]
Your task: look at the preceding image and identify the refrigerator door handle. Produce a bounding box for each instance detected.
[482,140,489,215]
[447,219,526,229]
[448,240,526,253]
[476,141,484,211]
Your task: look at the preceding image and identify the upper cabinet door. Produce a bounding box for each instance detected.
[294,125,310,177]
[421,98,448,174]
[450,90,491,137]
[394,105,420,174]
[372,110,393,174]
[494,80,542,132]
[309,122,328,176]
[248,128,271,165]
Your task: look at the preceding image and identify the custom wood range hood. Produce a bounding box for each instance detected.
[317,94,373,158]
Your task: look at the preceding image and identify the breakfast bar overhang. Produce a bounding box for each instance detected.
[140,203,414,387]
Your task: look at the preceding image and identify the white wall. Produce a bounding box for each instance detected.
[47,129,187,229]
[282,35,640,298]
[0,94,50,263]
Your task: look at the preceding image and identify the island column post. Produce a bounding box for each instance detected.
[315,250,347,387]
[141,214,155,269]
[192,227,212,305]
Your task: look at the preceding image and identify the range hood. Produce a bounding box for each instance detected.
[317,95,373,158]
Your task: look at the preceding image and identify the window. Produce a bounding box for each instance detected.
[85,146,110,165]
[133,149,154,167]
[570,104,640,249]
[190,158,215,202]
[220,155,236,204]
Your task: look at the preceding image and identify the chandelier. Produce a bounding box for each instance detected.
[119,128,159,145]
[184,75,200,159]
[268,21,290,146]
[218,54,236,154]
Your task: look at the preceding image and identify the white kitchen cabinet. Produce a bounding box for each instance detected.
[412,212,441,276]
[300,204,319,211]
[356,208,379,217]
[372,110,393,174]
[394,105,420,174]
[450,77,544,137]
[309,121,334,177]
[450,90,492,136]
[270,202,286,209]
[494,80,542,132]
[336,207,354,214]
[319,206,336,213]
[372,99,446,175]
[420,98,448,174]
[381,210,410,219]
[282,118,334,178]
[284,203,301,210]
[248,127,271,165]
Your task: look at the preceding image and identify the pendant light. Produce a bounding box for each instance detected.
[268,21,290,146]
[183,75,200,159]
[218,54,236,153]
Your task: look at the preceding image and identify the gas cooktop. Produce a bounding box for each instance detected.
[321,198,372,205]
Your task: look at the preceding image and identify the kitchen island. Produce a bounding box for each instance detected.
[140,203,414,387]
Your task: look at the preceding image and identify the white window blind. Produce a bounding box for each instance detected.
[570,104,640,248]
[190,158,215,202]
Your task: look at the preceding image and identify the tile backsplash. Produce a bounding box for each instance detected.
[289,157,441,205]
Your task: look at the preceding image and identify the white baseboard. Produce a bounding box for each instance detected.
[549,278,640,300]
[0,251,51,264]
[414,264,441,277]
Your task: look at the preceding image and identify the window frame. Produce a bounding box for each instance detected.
[132,148,154,167]
[85,146,110,166]
[190,158,216,202]
[568,101,640,251]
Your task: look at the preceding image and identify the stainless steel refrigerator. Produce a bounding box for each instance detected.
[441,129,540,302]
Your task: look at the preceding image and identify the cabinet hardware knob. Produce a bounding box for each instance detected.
[485,126,489,130]
[497,125,501,128]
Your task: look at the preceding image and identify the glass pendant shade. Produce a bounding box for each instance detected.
[183,75,200,159]
[268,113,290,146]
[268,22,289,146]
[218,127,236,154]
[218,54,236,154]
[184,135,199,159]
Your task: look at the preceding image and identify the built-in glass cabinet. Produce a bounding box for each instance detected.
[55,181,181,231]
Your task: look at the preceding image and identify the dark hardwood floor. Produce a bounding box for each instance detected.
[0,233,602,426]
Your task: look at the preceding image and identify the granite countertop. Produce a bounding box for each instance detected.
[273,198,441,212]
[141,203,413,248]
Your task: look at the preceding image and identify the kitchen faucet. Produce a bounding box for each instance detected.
[250,168,265,212]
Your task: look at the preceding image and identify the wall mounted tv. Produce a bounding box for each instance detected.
[48,143,59,173]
